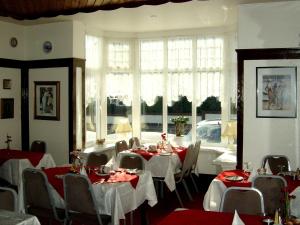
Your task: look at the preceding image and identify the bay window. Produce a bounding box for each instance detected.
[85,33,234,147]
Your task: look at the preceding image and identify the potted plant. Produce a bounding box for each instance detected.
[171,116,189,136]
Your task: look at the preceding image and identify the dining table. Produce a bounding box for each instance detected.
[203,169,300,218]
[115,145,187,191]
[0,209,41,225]
[0,149,56,212]
[43,166,158,225]
[156,209,264,225]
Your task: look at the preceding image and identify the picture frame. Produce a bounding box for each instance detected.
[3,79,11,89]
[0,98,14,119]
[34,81,60,120]
[256,66,297,118]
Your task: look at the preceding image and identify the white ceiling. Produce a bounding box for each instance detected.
[1,0,295,32]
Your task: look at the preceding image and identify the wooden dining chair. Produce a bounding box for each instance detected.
[0,186,18,212]
[30,140,47,153]
[220,186,265,216]
[252,174,287,216]
[261,155,291,174]
[115,140,129,155]
[22,168,65,224]
[63,173,111,225]
[86,152,109,168]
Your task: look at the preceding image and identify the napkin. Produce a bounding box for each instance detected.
[80,166,87,176]
[247,169,256,182]
[232,210,245,225]
[265,160,273,174]
[132,141,138,150]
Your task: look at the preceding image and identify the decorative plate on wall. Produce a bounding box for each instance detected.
[43,41,52,53]
[9,37,18,47]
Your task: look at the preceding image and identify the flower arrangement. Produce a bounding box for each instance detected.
[171,116,189,136]
[171,116,189,124]
[161,133,167,141]
[70,149,82,173]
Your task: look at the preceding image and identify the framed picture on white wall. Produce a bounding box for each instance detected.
[256,66,297,118]
[34,81,60,120]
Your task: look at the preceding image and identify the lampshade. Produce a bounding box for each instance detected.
[115,120,132,133]
[222,121,237,138]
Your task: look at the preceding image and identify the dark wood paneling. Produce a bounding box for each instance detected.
[0,57,85,157]
[0,0,191,20]
[236,48,300,169]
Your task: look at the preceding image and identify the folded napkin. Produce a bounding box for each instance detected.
[247,169,256,182]
[80,166,87,176]
[232,210,245,225]
[132,141,138,150]
[265,160,273,174]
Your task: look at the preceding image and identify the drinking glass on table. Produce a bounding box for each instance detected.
[243,162,252,172]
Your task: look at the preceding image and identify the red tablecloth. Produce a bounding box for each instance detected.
[216,170,300,193]
[172,146,187,163]
[132,146,187,163]
[157,210,264,225]
[131,149,159,161]
[216,170,251,188]
[0,149,44,167]
[43,166,139,198]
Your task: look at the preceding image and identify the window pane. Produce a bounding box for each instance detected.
[140,41,163,71]
[108,42,130,69]
[168,39,192,70]
[106,73,132,141]
[85,36,101,144]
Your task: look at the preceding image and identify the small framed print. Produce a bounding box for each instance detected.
[3,79,11,89]
[0,98,14,119]
[34,81,60,120]
[256,66,297,118]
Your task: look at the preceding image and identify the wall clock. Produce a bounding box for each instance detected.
[43,41,53,53]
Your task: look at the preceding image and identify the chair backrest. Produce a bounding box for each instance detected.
[119,153,144,170]
[86,152,109,168]
[177,144,195,181]
[252,175,287,216]
[129,137,140,149]
[220,187,265,216]
[63,173,103,225]
[115,140,129,154]
[22,168,60,220]
[261,155,291,174]
[30,140,46,153]
[192,140,201,167]
[0,187,18,212]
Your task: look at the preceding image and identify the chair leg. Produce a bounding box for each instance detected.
[130,211,133,225]
[190,174,199,193]
[159,181,164,199]
[174,188,184,208]
[182,179,193,201]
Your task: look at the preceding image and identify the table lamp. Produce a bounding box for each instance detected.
[222,121,237,150]
[115,119,132,140]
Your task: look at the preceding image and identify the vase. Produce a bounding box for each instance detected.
[175,122,185,137]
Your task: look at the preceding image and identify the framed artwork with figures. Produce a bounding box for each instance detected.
[34,81,60,120]
[256,66,297,118]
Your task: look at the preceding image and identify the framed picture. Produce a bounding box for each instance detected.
[256,66,297,118]
[3,79,11,89]
[34,81,60,120]
[0,98,14,119]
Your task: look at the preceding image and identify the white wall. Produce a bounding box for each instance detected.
[238,1,300,169]
[25,21,85,60]
[243,60,300,169]
[0,68,22,149]
[0,21,25,60]
[238,1,300,49]
[29,67,69,165]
